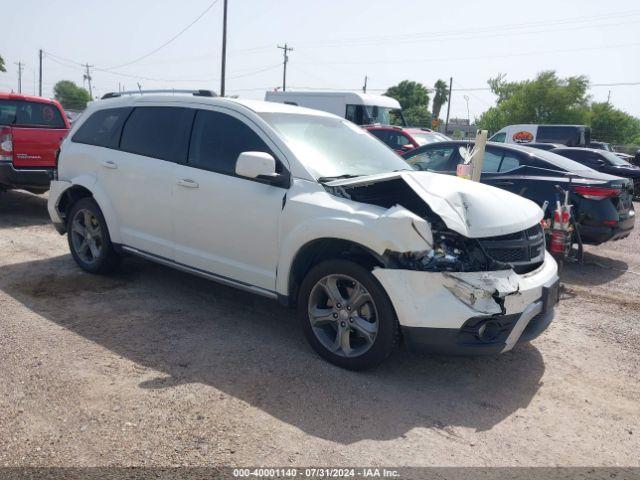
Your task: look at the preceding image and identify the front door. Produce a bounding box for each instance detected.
[172,108,288,292]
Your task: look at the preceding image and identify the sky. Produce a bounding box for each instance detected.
[2,0,639,120]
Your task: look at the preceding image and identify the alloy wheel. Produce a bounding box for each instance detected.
[308,274,379,358]
[70,209,103,264]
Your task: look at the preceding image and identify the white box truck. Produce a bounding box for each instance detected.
[264,90,406,126]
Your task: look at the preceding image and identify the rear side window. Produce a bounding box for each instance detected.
[188,110,274,175]
[72,107,131,148]
[0,99,66,128]
[120,107,194,163]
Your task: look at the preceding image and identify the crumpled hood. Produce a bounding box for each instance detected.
[328,171,543,238]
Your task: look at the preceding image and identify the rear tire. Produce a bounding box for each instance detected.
[67,197,120,274]
[297,259,399,370]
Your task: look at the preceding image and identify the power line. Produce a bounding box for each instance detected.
[294,10,640,48]
[103,0,220,70]
[296,41,640,67]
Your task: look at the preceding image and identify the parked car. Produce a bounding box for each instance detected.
[588,141,634,162]
[0,93,70,194]
[551,147,640,199]
[489,124,591,147]
[364,125,450,154]
[265,90,405,126]
[48,91,559,370]
[402,141,635,245]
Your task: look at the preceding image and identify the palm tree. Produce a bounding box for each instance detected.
[0,54,6,73]
[431,79,449,120]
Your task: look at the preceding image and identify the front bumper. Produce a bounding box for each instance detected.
[0,160,53,193]
[373,252,559,355]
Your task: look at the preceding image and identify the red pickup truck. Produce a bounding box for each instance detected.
[0,93,70,194]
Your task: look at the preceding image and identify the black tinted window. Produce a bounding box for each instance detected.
[72,108,131,148]
[188,110,273,175]
[120,107,194,162]
[0,99,66,128]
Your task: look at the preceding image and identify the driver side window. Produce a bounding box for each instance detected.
[405,146,456,171]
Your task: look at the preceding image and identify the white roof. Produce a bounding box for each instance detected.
[88,94,338,117]
[266,90,401,109]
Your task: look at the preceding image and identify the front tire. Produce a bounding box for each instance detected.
[67,197,120,274]
[297,259,399,370]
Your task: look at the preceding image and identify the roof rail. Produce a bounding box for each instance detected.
[101,89,217,100]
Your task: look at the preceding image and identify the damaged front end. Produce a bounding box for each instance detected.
[321,171,558,352]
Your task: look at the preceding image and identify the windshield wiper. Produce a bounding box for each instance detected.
[317,174,362,183]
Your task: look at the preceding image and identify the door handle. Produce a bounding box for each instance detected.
[101,161,118,169]
[177,179,199,188]
[495,180,514,186]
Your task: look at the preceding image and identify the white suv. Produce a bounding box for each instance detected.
[48,91,559,370]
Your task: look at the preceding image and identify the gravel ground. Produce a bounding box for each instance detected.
[0,190,638,468]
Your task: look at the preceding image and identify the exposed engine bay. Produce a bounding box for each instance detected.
[325,176,543,274]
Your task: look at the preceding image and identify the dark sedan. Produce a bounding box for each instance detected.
[551,147,640,198]
[402,141,635,245]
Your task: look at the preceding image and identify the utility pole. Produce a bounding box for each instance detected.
[362,75,368,93]
[607,90,611,104]
[277,43,293,91]
[220,0,228,96]
[444,76,453,134]
[15,61,24,93]
[38,49,43,96]
[83,63,93,98]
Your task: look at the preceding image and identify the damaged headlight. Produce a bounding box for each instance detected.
[385,230,511,273]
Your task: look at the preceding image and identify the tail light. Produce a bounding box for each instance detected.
[0,126,12,162]
[572,185,620,200]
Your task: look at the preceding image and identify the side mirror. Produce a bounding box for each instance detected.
[400,144,414,152]
[236,151,278,179]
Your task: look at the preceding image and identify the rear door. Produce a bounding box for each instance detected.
[0,99,69,167]
[101,105,194,259]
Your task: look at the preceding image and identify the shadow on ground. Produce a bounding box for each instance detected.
[562,250,628,287]
[1,252,547,444]
[0,190,50,228]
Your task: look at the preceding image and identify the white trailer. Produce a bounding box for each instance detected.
[264,90,405,126]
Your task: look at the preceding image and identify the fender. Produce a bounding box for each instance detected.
[275,211,431,295]
[52,173,123,244]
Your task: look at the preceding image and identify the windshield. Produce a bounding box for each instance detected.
[600,150,632,166]
[261,113,411,180]
[363,106,405,126]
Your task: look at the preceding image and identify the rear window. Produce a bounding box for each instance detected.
[0,99,66,128]
[120,107,194,163]
[72,107,132,148]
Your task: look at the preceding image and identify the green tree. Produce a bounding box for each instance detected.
[588,102,640,144]
[0,54,6,73]
[53,80,91,110]
[403,105,432,127]
[384,80,430,110]
[476,71,590,132]
[431,79,449,120]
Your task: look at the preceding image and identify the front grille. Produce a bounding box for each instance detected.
[478,223,545,274]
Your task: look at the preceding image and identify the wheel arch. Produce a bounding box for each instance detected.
[282,237,386,308]
[54,175,122,244]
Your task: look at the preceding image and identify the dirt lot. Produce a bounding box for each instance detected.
[0,189,638,468]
